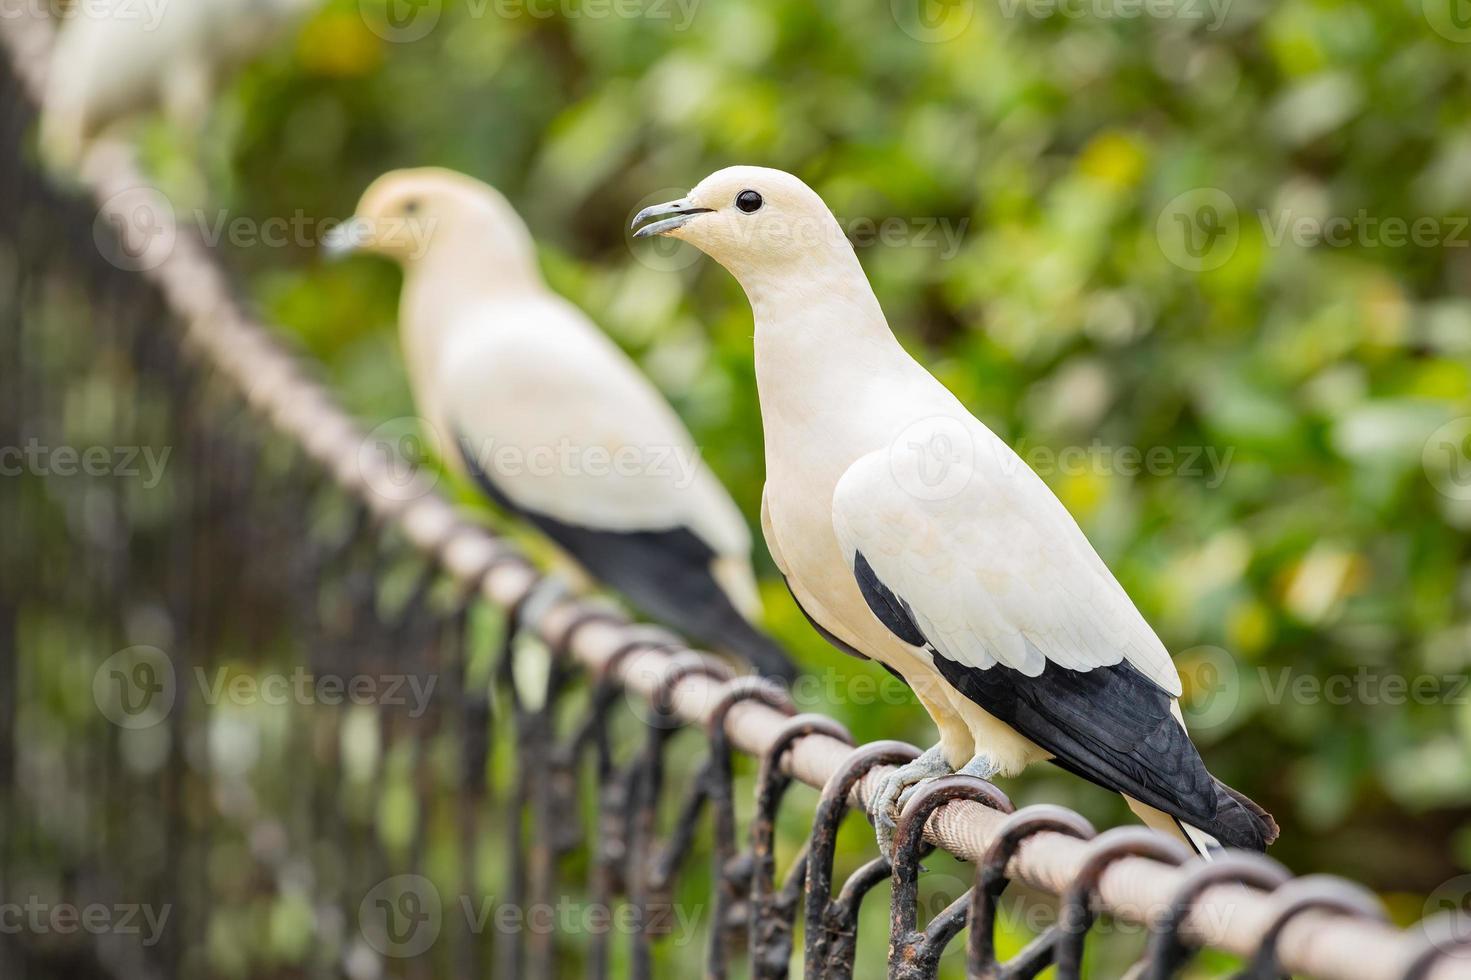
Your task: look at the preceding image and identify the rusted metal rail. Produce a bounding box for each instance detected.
[2,5,1468,977]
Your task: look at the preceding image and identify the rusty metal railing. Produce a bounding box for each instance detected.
[2,5,1469,977]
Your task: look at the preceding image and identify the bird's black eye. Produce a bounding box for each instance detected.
[736,189,763,213]
[403,199,420,215]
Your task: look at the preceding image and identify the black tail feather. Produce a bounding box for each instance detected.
[1209,778,1279,851]
[713,610,799,683]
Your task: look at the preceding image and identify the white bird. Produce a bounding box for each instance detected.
[40,0,318,169]
[633,167,1277,856]
[328,168,797,681]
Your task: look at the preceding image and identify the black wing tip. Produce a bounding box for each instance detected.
[722,625,801,683]
[1211,778,1279,851]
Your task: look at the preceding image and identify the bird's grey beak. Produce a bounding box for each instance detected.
[631,198,713,239]
[322,217,370,259]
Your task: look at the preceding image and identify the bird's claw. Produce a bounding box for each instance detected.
[868,744,953,859]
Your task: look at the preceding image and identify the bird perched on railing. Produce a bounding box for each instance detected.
[327,168,798,682]
[39,0,318,170]
[633,166,1278,857]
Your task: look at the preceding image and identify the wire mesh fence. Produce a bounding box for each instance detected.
[1,6,1470,979]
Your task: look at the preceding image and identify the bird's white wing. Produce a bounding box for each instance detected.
[438,295,752,559]
[830,416,1181,696]
[435,296,794,677]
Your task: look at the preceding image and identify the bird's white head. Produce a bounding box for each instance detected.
[632,166,857,289]
[325,168,539,284]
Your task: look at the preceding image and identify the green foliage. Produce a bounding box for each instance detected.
[191,0,1471,967]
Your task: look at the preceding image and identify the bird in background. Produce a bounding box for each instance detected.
[633,166,1277,857]
[40,0,318,171]
[326,168,799,683]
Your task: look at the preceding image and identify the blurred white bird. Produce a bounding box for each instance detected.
[328,168,798,681]
[634,166,1277,856]
[40,0,318,169]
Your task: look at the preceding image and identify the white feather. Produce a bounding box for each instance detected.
[41,0,317,167]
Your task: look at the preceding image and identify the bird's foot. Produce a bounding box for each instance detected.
[871,744,954,857]
[956,753,1001,781]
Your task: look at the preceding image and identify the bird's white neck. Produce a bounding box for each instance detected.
[397,245,546,434]
[740,246,906,437]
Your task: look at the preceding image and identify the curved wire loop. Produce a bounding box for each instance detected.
[1399,912,1471,980]
[699,676,798,980]
[492,584,624,978]
[967,805,1097,980]
[887,775,1015,980]
[1139,851,1292,980]
[1054,828,1194,980]
[1233,874,1387,980]
[804,741,923,979]
[577,631,683,980]
[748,713,854,979]
[626,651,735,979]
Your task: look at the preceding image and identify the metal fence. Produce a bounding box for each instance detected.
[1,7,1468,978]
